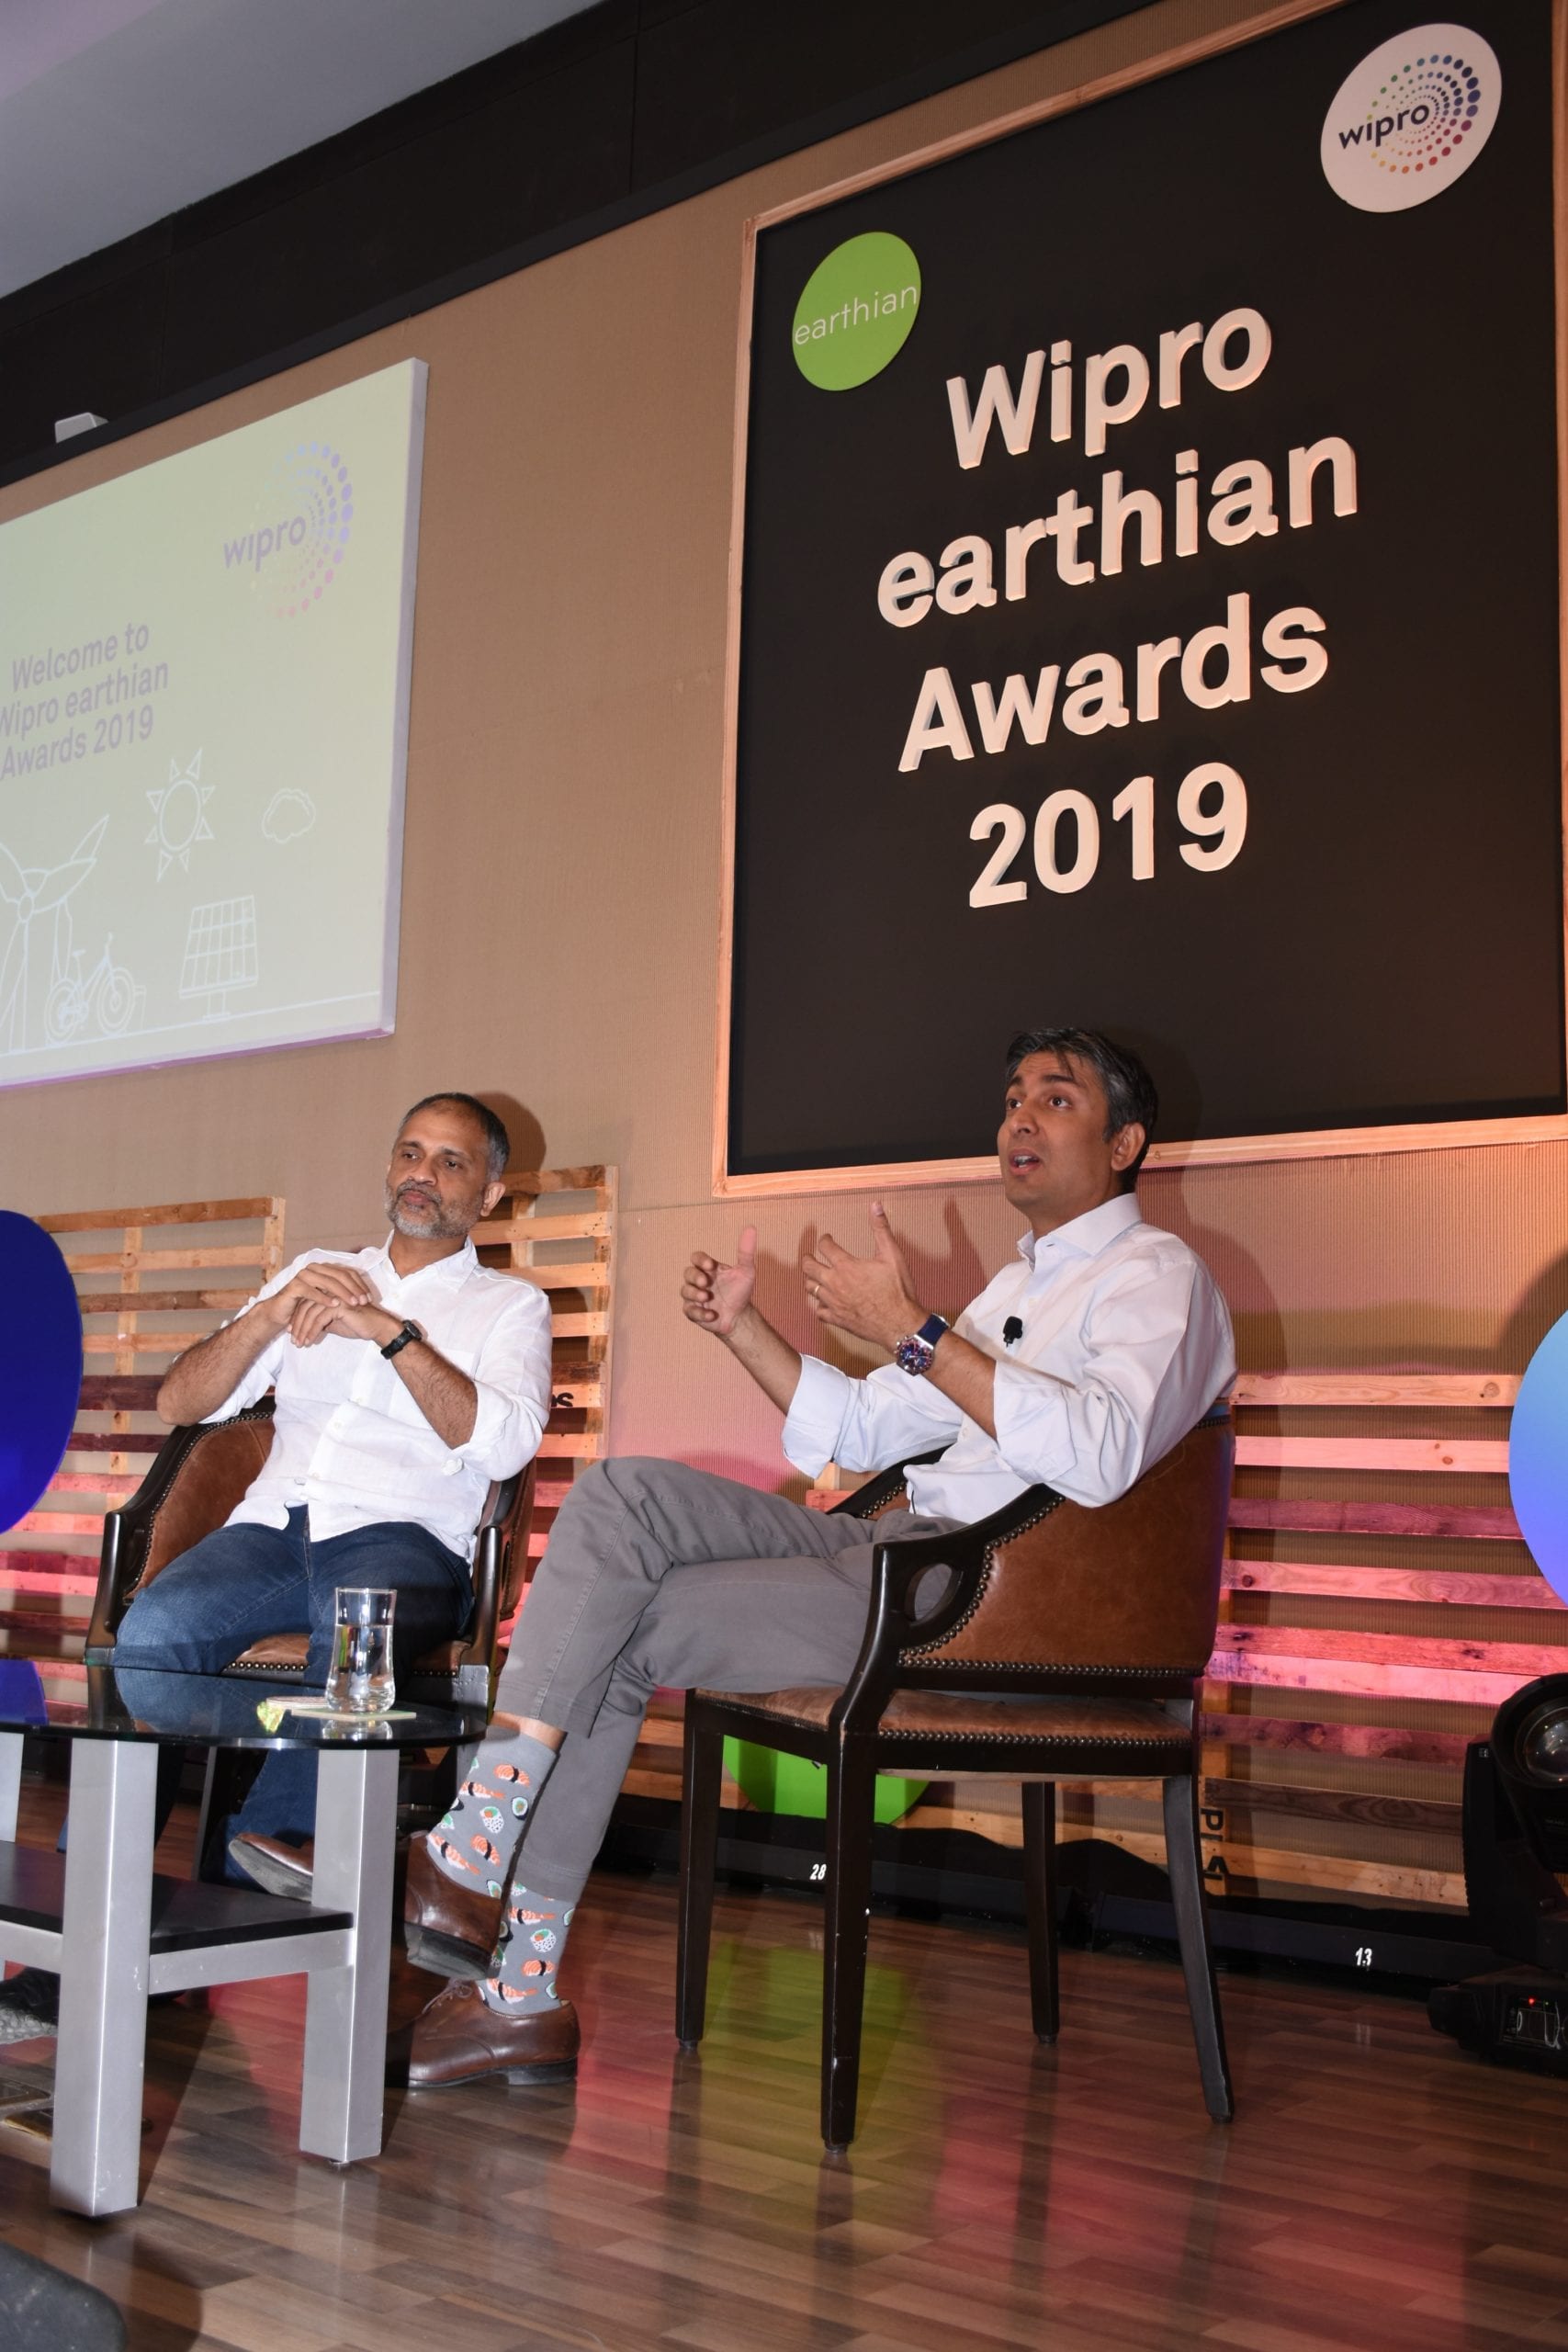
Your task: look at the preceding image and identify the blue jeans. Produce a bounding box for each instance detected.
[114,1507,472,1847]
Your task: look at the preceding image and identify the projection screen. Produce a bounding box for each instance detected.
[0,357,425,1088]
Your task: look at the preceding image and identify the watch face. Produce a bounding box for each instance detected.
[895,1333,935,1376]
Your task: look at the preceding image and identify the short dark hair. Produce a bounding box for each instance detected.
[1004,1027,1158,1190]
[397,1093,510,1183]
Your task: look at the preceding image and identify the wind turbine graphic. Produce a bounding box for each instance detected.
[0,817,109,1051]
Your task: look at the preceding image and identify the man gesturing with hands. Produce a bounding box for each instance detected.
[397,1026,1234,2091]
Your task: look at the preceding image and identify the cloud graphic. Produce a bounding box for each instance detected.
[262,788,317,845]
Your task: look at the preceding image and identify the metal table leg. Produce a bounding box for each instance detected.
[51,1739,157,2217]
[299,1746,396,2165]
[0,1730,21,1842]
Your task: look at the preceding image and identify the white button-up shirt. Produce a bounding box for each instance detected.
[783,1193,1235,1521]
[208,1238,554,1558]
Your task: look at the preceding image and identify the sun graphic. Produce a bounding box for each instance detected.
[146,752,214,879]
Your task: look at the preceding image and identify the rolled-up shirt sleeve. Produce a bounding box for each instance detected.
[989,1254,1230,1506]
[450,1279,554,1481]
[783,1351,964,1482]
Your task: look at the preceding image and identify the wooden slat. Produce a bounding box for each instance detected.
[1204,1653,1536,1705]
[82,1333,222,1354]
[8,1511,121,1538]
[1224,1561,1562,1608]
[905,1813,1461,1906]
[1235,1435,1509,1475]
[73,1289,251,1315]
[76,1375,164,1409]
[1205,1841,1465,1906]
[550,1312,610,1340]
[1214,1624,1568,1676]
[37,1197,279,1233]
[536,1431,596,1459]
[1228,1498,1522,1541]
[1202,1777,1461,1837]
[1198,1713,1476,1766]
[46,1474,139,1499]
[922,1793,1467,1906]
[547,1377,603,1410]
[522,1264,612,1293]
[1232,1372,1518,1408]
[473,1210,611,1246]
[61,1245,269,1273]
[496,1166,607,1196]
[0,1566,98,1596]
[0,1554,96,1584]
[58,1431,164,1454]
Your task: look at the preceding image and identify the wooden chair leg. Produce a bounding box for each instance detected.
[195,1748,259,1883]
[1021,1779,1059,2042]
[1163,1772,1234,2122]
[820,1738,877,2152]
[675,1709,724,2050]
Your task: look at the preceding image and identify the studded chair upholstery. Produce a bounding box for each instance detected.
[675,1408,1235,2151]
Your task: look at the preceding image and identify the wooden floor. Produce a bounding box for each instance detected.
[3,1784,1566,2352]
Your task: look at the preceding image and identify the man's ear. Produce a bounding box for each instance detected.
[1110,1122,1145,1172]
[480,1178,507,1216]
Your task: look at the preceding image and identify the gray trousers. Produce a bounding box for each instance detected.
[491,1457,956,1901]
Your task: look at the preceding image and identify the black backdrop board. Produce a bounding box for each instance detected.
[721,0,1566,1187]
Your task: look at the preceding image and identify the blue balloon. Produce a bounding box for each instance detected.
[1509,1310,1568,1606]
[0,1212,83,1532]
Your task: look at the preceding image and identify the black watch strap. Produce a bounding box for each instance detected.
[380,1318,422,1360]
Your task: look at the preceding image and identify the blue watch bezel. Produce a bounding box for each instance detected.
[894,1313,948,1375]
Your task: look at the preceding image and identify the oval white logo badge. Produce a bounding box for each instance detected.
[1321,24,1500,212]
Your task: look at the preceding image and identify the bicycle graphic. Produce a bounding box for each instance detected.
[0,818,147,1054]
[45,933,143,1043]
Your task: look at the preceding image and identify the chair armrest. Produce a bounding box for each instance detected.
[85,1400,276,1659]
[829,1410,1235,1725]
[830,1480,1065,1730]
[437,1461,537,1703]
[828,1450,945,1519]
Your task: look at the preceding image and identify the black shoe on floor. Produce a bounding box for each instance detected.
[227,1832,314,1901]
[0,1967,59,2038]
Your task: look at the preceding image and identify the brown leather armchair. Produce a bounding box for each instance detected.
[676,1408,1235,2151]
[85,1397,536,1709]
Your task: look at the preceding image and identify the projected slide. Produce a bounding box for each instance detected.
[0,359,425,1087]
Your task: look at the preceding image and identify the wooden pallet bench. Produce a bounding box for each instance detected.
[1,1199,287,1704]
[471,1165,618,1607]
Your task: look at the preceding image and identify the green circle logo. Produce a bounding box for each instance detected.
[791,232,921,390]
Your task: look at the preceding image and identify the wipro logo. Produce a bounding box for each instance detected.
[221,438,355,617]
[1322,26,1499,212]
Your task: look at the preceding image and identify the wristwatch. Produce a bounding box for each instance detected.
[380,1318,423,1361]
[893,1313,949,1376]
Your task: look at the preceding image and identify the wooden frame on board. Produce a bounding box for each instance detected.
[712,0,1568,1198]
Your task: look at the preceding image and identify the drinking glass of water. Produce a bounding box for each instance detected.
[325,1588,397,1713]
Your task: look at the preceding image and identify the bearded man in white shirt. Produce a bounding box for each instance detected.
[396,1027,1235,2092]
[118,1091,554,1882]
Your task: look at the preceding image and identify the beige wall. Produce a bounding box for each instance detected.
[5,0,1565,1496]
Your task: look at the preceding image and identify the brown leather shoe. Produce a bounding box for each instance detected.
[228,1833,313,1901]
[398,1978,579,2089]
[402,1835,507,1981]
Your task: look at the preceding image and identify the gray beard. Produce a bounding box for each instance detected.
[385,1185,468,1242]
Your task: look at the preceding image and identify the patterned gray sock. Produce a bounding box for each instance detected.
[424,1731,558,1900]
[477,1883,578,2015]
